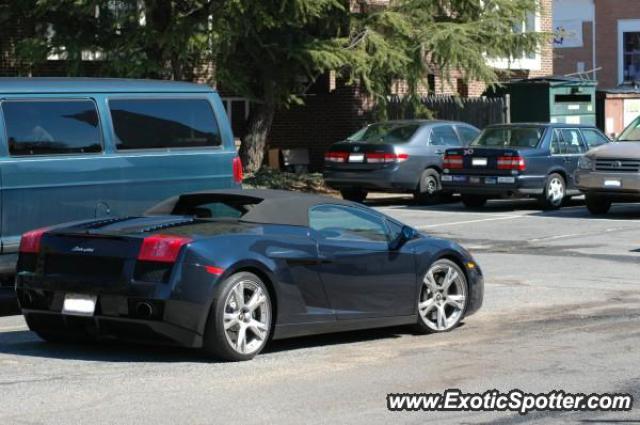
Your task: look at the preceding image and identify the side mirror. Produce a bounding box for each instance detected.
[390,225,417,250]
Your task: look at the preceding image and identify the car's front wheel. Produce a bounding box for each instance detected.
[203,272,272,361]
[585,194,612,215]
[416,259,468,333]
[340,188,368,203]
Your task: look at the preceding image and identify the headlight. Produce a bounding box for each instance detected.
[578,156,593,170]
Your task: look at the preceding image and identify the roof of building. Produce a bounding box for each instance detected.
[146,189,358,227]
[0,77,214,94]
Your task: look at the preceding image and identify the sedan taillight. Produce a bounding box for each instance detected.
[497,156,526,171]
[324,151,349,163]
[365,153,409,163]
[138,234,192,263]
[443,154,464,169]
[19,227,49,254]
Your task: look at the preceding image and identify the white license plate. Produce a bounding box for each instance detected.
[604,179,621,188]
[498,176,516,184]
[472,157,488,167]
[62,294,97,316]
[349,153,364,163]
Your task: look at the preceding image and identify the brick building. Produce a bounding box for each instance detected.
[553,0,640,88]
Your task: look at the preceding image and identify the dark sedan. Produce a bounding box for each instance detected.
[15,189,483,361]
[323,120,480,203]
[441,123,610,209]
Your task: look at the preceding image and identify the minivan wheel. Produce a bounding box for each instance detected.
[585,194,612,215]
[461,194,487,208]
[416,259,468,333]
[540,173,565,210]
[203,272,272,362]
[340,189,367,203]
[414,169,441,204]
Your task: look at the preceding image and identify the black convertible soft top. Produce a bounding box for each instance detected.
[145,189,356,227]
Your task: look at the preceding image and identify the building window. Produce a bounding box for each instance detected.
[486,11,541,71]
[623,32,640,82]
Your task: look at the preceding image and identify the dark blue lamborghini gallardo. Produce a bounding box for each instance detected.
[15,190,483,361]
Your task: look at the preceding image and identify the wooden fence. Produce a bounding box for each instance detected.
[387,95,509,129]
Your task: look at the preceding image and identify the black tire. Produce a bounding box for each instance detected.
[539,173,566,210]
[461,194,487,208]
[416,259,468,334]
[203,272,273,362]
[585,194,612,215]
[340,188,367,203]
[413,169,441,205]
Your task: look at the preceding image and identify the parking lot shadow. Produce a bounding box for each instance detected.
[0,325,430,362]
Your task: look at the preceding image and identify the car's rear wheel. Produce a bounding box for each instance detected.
[416,259,468,333]
[414,169,441,204]
[203,272,272,361]
[585,194,612,215]
[340,188,368,203]
[461,194,487,208]
[540,173,565,210]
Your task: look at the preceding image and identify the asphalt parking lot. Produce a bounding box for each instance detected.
[1,198,639,425]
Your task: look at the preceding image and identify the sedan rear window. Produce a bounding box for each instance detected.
[472,127,543,148]
[347,123,420,144]
[110,98,221,150]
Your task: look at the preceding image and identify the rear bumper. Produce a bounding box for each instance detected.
[576,170,640,200]
[441,174,545,197]
[15,275,211,347]
[323,166,417,192]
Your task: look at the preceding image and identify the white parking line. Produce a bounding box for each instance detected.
[416,215,525,228]
[0,326,27,332]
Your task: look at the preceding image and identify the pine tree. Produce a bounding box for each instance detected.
[12,0,546,172]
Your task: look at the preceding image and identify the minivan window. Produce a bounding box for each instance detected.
[3,100,102,156]
[347,123,419,144]
[109,98,221,150]
[472,127,543,148]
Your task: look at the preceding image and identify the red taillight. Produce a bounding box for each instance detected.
[443,154,464,169]
[324,151,349,163]
[138,234,192,263]
[497,156,526,171]
[19,227,49,254]
[232,157,243,183]
[365,152,409,163]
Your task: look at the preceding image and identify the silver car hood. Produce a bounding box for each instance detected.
[588,142,640,159]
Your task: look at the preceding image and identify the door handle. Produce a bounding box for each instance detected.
[435,149,444,155]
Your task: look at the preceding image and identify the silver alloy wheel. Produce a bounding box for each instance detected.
[547,176,564,204]
[223,279,271,355]
[419,263,467,331]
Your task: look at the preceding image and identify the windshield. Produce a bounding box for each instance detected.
[472,127,543,148]
[618,116,640,141]
[347,123,420,144]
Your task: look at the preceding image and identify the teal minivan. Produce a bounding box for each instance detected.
[0,78,241,298]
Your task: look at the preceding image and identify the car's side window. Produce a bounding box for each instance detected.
[550,130,565,155]
[581,129,610,149]
[309,205,388,243]
[430,125,460,146]
[560,129,586,154]
[2,99,102,156]
[109,98,222,150]
[456,126,480,145]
